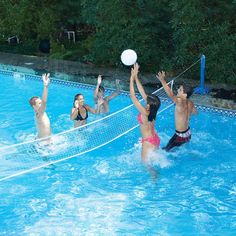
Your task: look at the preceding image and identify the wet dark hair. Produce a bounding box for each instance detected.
[73,93,83,107]
[98,85,105,93]
[29,96,39,106]
[74,93,82,101]
[147,95,161,122]
[182,85,193,98]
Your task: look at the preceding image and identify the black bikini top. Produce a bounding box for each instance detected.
[75,106,88,121]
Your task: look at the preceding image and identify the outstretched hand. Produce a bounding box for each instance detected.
[130,68,135,81]
[131,63,139,81]
[42,73,50,87]
[97,75,102,85]
[132,63,139,78]
[156,71,165,82]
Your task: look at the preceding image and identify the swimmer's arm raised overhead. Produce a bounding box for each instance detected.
[156,71,177,103]
[94,75,102,100]
[85,104,98,114]
[38,73,50,115]
[105,79,121,102]
[133,63,147,102]
[130,67,148,116]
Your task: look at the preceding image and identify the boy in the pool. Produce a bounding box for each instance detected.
[29,73,51,139]
[94,75,121,114]
[156,71,198,151]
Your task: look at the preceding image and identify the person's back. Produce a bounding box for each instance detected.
[29,73,51,139]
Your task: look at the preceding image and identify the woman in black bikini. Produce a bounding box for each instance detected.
[70,94,97,127]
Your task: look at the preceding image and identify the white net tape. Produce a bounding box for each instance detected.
[0,82,173,181]
[0,58,200,181]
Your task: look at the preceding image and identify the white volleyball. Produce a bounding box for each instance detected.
[121,49,137,66]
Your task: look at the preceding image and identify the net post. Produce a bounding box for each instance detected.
[194,54,209,94]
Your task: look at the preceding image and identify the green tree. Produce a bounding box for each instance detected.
[170,0,236,83]
[0,0,59,41]
[81,0,172,71]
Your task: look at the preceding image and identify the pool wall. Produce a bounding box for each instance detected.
[0,64,236,117]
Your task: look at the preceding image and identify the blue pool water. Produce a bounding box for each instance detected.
[0,70,236,235]
[0,71,131,145]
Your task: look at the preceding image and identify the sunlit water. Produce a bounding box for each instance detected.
[0,71,235,235]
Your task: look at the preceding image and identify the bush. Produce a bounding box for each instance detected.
[0,40,38,55]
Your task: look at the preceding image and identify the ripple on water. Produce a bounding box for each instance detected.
[24,193,128,235]
[29,199,48,213]
[94,160,109,174]
[0,120,10,128]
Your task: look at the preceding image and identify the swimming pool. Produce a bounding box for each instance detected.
[0,69,236,235]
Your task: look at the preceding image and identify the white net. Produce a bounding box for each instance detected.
[0,82,174,181]
[0,58,201,181]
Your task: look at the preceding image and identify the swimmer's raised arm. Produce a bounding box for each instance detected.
[156,71,176,103]
[38,73,50,115]
[133,63,147,102]
[85,104,98,114]
[105,79,121,102]
[130,66,148,116]
[94,75,102,100]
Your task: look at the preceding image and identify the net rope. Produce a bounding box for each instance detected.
[0,59,200,181]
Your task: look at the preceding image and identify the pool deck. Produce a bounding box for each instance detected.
[0,52,235,110]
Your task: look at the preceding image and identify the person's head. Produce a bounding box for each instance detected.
[74,93,85,107]
[29,96,41,111]
[177,85,193,98]
[97,85,105,98]
[146,95,161,122]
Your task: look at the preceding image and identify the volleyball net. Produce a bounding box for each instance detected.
[0,58,201,181]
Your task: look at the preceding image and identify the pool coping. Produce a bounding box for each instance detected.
[1,65,236,117]
[0,51,236,109]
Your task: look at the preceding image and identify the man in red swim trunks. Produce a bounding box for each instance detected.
[156,71,198,151]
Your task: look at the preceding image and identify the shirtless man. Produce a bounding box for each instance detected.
[156,71,197,151]
[29,73,51,139]
[94,75,120,114]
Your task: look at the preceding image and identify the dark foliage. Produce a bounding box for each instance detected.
[0,0,235,83]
